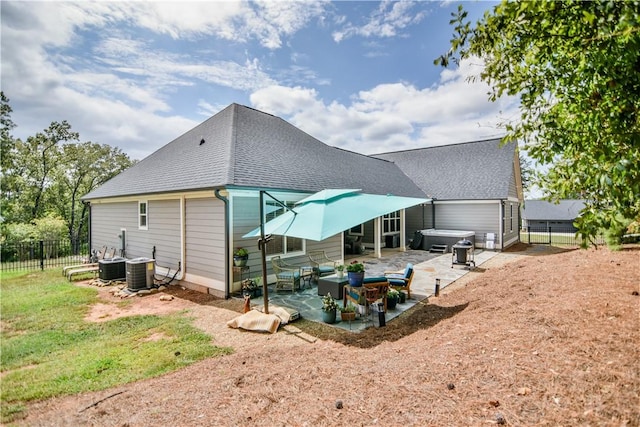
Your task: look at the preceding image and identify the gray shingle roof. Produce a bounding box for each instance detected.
[522,200,585,221]
[83,104,425,200]
[373,139,517,200]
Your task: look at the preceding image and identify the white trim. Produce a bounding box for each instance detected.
[183,272,225,291]
[87,190,217,204]
[434,199,502,205]
[399,210,406,251]
[138,201,148,230]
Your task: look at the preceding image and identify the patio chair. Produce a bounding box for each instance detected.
[308,250,338,282]
[384,263,414,299]
[345,236,364,254]
[271,256,301,293]
[62,245,107,277]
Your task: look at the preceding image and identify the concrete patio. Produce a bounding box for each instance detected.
[257,247,499,332]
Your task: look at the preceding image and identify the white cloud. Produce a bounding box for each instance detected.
[251,57,519,155]
[333,0,427,42]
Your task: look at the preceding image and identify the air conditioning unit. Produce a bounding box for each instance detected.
[126,258,155,291]
[98,257,126,281]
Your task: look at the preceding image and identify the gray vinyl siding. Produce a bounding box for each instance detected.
[405,204,434,238]
[91,202,136,253]
[185,197,225,280]
[91,199,181,269]
[141,200,181,269]
[435,202,501,246]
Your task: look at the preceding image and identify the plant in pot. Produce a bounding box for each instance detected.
[242,277,261,298]
[321,292,338,324]
[386,287,400,310]
[398,290,406,304]
[346,260,365,287]
[340,303,357,322]
[233,247,249,267]
[335,264,345,278]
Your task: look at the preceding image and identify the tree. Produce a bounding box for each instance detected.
[49,142,134,242]
[0,94,136,243]
[436,1,640,245]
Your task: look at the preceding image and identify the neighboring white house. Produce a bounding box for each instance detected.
[82,104,523,297]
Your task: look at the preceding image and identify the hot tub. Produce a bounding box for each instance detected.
[420,229,475,253]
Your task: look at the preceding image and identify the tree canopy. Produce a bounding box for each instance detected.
[1,92,135,242]
[436,1,640,244]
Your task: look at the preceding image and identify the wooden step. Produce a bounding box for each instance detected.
[429,244,448,253]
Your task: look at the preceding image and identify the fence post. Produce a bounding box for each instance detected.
[548,227,552,245]
[39,240,45,270]
[527,226,531,244]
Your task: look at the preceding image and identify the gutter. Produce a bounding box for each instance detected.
[214,189,230,299]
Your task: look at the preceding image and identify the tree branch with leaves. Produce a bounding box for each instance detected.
[436,1,640,245]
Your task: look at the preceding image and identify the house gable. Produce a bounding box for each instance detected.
[83,104,425,201]
[373,139,520,201]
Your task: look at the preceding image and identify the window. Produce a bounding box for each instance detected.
[349,224,363,236]
[264,200,303,256]
[383,211,400,234]
[138,201,148,230]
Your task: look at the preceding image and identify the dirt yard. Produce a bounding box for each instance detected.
[20,244,640,426]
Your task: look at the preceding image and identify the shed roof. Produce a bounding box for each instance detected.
[373,139,518,200]
[83,104,425,200]
[522,200,585,221]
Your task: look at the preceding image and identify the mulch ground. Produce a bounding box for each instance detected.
[19,243,640,426]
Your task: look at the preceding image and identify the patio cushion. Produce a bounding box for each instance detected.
[363,276,387,283]
[278,271,300,280]
[317,266,335,274]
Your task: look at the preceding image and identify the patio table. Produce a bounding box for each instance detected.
[317,275,348,299]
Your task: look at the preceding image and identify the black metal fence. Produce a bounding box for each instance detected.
[520,226,605,247]
[1,239,89,272]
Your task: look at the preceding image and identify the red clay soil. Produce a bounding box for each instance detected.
[19,244,640,426]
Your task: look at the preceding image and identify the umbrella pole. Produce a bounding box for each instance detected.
[259,191,269,314]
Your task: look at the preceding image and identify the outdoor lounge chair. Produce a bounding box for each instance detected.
[384,263,414,299]
[308,250,338,282]
[65,247,116,281]
[271,256,301,293]
[62,245,107,277]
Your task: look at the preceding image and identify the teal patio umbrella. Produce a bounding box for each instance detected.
[244,189,430,241]
[243,189,430,314]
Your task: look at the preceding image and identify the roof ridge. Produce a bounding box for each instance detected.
[372,136,505,157]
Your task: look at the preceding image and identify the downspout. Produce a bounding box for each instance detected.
[176,195,186,280]
[500,200,505,250]
[215,189,230,299]
[431,199,436,229]
[83,200,91,253]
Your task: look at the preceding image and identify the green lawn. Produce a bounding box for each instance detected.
[0,270,233,424]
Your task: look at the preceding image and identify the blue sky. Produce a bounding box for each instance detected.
[1,0,517,161]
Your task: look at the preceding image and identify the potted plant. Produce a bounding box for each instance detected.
[242,277,261,298]
[340,303,357,322]
[398,290,406,304]
[346,260,365,287]
[386,288,400,310]
[335,264,345,278]
[321,292,338,324]
[233,247,249,267]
